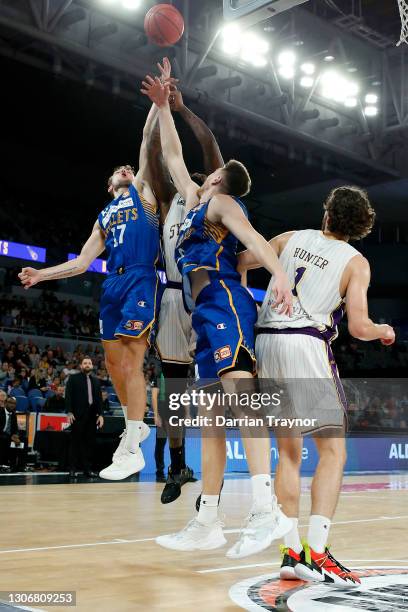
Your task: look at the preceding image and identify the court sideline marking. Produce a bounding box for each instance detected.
[0,515,407,555]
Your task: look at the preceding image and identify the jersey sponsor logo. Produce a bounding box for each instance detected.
[100,199,135,228]
[217,323,227,330]
[124,320,144,331]
[214,345,232,362]
[138,300,147,308]
[229,567,408,611]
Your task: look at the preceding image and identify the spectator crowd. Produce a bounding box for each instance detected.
[0,291,100,338]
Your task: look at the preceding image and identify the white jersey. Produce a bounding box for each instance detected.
[162,193,186,283]
[257,229,361,340]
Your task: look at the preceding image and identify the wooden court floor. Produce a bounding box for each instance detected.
[0,473,407,611]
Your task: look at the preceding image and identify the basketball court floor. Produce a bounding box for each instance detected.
[0,472,407,611]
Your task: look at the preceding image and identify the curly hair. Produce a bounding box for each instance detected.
[323,186,376,240]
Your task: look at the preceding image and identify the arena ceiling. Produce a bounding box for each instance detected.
[0,0,407,232]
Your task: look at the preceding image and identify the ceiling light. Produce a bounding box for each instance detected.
[300,62,315,75]
[300,76,314,88]
[324,55,335,62]
[278,50,296,66]
[344,98,357,108]
[365,93,378,104]
[279,65,295,79]
[364,106,378,117]
[121,0,140,7]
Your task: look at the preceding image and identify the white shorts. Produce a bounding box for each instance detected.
[156,287,195,364]
[256,331,346,431]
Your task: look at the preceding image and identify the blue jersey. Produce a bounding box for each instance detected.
[97,183,159,275]
[175,197,247,311]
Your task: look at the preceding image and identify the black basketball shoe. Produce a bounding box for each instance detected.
[161,466,197,504]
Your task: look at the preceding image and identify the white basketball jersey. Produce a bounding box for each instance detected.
[162,193,186,283]
[257,230,361,338]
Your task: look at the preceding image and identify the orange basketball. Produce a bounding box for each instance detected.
[144,3,184,47]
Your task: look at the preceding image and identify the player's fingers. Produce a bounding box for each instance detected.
[145,75,155,84]
[284,291,293,317]
[141,81,151,90]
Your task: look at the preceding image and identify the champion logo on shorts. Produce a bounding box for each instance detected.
[124,320,144,331]
[217,323,227,330]
[214,345,232,362]
[138,300,146,308]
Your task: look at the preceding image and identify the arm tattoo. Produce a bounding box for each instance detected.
[43,266,80,280]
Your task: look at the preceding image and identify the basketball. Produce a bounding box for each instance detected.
[144,4,184,47]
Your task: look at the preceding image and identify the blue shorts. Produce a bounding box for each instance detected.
[192,279,257,379]
[99,266,159,343]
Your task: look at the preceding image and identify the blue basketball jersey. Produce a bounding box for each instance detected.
[97,184,159,274]
[175,197,247,310]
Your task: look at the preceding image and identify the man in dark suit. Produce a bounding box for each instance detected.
[43,386,66,413]
[65,356,104,479]
[0,392,19,470]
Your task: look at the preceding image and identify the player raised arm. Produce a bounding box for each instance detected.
[141,76,199,209]
[18,220,105,289]
[238,231,296,273]
[169,90,224,173]
[209,195,293,316]
[344,256,395,345]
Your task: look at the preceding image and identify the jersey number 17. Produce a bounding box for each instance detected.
[112,224,126,247]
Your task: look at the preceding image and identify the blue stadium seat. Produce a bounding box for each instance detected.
[28,389,44,410]
[108,393,119,403]
[31,397,46,412]
[10,386,26,398]
[45,390,55,399]
[15,396,29,412]
[104,386,115,395]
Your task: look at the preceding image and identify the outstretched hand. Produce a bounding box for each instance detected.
[18,267,41,289]
[141,75,170,107]
[157,56,172,82]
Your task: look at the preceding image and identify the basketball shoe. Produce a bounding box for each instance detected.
[156,519,226,551]
[161,466,197,504]
[99,422,150,480]
[294,541,361,587]
[226,497,292,559]
[279,545,301,580]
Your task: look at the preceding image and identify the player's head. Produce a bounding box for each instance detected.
[323,186,376,240]
[107,164,135,196]
[80,356,94,374]
[199,160,251,198]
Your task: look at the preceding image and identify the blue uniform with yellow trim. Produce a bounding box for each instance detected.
[97,183,159,342]
[175,197,257,379]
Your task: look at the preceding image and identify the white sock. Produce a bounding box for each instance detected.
[125,420,144,453]
[308,515,331,553]
[251,474,272,513]
[122,406,128,426]
[284,518,302,554]
[197,495,219,525]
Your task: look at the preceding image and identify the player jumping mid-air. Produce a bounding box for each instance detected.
[239,186,395,585]
[18,77,171,480]
[141,67,293,553]
[149,63,225,504]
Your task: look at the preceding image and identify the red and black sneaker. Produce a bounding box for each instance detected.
[279,545,301,580]
[294,541,361,588]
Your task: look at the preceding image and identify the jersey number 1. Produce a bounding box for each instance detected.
[292,266,307,297]
[112,224,126,247]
